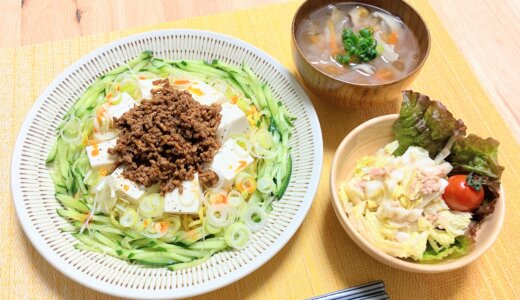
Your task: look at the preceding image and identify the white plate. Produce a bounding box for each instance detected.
[11,29,323,299]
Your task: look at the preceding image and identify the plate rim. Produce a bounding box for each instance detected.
[10,29,323,299]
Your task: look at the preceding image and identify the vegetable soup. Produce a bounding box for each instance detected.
[296,3,420,84]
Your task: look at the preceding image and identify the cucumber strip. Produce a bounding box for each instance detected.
[153,242,208,258]
[72,221,124,235]
[177,227,209,245]
[60,225,78,233]
[211,60,248,78]
[251,83,268,109]
[57,208,86,222]
[92,231,120,249]
[167,254,212,271]
[121,236,133,249]
[275,154,292,199]
[128,251,192,263]
[175,60,229,78]
[188,238,227,251]
[242,63,259,82]
[92,215,112,224]
[231,74,257,107]
[46,140,58,164]
[73,233,119,257]
[135,257,177,267]
[56,194,89,213]
[150,58,168,69]
[130,238,155,249]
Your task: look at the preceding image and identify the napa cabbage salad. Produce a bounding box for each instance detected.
[339,91,503,262]
[46,51,295,270]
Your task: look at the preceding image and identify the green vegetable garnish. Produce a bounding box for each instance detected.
[393,90,466,158]
[450,134,504,179]
[336,27,378,65]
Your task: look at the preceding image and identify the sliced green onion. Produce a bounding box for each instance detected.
[224,223,251,249]
[206,204,236,228]
[242,205,268,232]
[120,208,138,228]
[256,177,275,194]
[138,193,164,217]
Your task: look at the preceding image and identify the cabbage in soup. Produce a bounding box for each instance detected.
[296,3,420,84]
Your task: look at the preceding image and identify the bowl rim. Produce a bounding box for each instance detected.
[291,0,432,87]
[329,114,505,273]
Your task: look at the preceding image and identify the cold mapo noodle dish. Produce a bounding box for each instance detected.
[46,51,295,271]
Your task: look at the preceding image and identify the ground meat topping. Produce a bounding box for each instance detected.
[109,79,222,194]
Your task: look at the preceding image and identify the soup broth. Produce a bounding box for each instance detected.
[296,3,420,84]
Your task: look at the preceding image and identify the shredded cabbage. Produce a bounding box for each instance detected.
[340,141,473,260]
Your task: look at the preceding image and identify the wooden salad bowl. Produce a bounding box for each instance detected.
[291,0,431,108]
[329,115,505,273]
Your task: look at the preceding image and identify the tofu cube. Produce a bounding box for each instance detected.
[210,139,254,184]
[217,103,250,141]
[185,80,226,105]
[164,173,203,214]
[109,166,146,202]
[86,139,118,169]
[138,79,159,100]
[108,92,136,119]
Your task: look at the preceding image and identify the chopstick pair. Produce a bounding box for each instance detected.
[308,281,389,300]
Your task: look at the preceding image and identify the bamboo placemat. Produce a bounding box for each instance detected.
[2,1,519,299]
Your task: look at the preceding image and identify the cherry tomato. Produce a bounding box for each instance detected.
[442,175,484,212]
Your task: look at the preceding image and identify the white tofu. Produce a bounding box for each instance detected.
[109,166,146,202]
[138,79,159,100]
[108,92,136,119]
[210,139,254,184]
[217,103,250,141]
[185,80,226,105]
[86,139,118,169]
[164,173,202,214]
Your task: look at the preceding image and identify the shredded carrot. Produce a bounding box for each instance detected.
[387,31,398,44]
[213,194,227,204]
[91,149,100,157]
[328,21,338,56]
[116,84,120,91]
[235,160,248,172]
[309,34,320,44]
[174,79,191,85]
[375,68,395,81]
[138,75,146,80]
[106,93,113,100]
[231,95,238,104]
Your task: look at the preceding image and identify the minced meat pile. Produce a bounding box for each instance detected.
[109,79,221,194]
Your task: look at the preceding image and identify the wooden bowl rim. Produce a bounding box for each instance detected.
[291,0,431,87]
[329,114,506,273]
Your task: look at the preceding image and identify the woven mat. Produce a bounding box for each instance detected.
[2,1,519,299]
